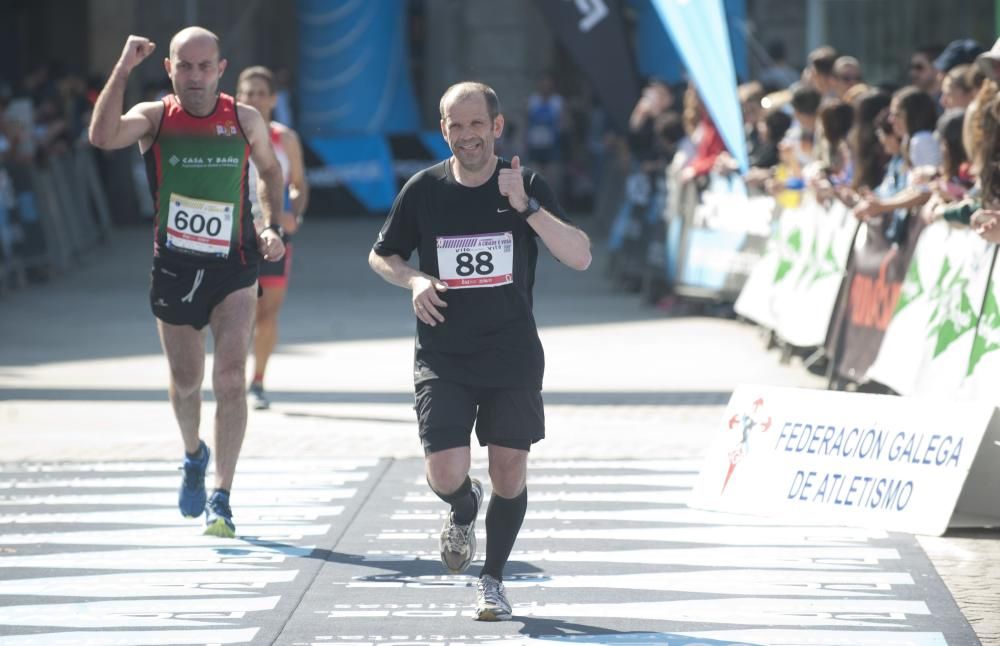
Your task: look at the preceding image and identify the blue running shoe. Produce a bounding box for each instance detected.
[178,440,210,518]
[248,382,270,410]
[204,490,236,538]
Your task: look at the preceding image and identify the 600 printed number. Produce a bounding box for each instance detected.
[172,210,223,237]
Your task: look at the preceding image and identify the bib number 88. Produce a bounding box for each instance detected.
[456,251,494,276]
[173,210,223,237]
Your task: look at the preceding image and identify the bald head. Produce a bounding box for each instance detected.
[164,26,226,116]
[169,26,220,60]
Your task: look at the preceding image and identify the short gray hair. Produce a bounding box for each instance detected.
[439,81,500,122]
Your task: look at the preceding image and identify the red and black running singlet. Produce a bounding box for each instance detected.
[144,93,259,266]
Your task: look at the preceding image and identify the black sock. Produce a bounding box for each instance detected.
[212,488,230,498]
[430,475,477,525]
[185,444,203,460]
[480,487,527,581]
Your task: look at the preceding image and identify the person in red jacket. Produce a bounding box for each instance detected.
[679,87,727,182]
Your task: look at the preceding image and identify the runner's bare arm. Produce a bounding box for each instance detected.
[238,104,284,230]
[526,211,592,271]
[369,252,425,289]
[89,36,160,150]
[498,156,591,271]
[239,104,285,261]
[280,126,309,234]
[368,251,448,326]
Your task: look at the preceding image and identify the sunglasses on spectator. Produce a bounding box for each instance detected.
[910,62,928,71]
[837,74,860,82]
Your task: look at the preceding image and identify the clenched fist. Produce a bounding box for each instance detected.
[257,228,286,262]
[119,36,156,72]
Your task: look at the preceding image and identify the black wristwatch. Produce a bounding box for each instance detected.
[517,196,541,219]
[262,223,285,238]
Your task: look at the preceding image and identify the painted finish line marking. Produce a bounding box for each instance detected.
[318,598,930,626]
[297,633,945,646]
[0,458,378,645]
[289,458,974,646]
[341,570,915,597]
[0,458,977,646]
[361,546,903,569]
[375,525,889,546]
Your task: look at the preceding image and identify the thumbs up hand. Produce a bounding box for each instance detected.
[499,155,528,212]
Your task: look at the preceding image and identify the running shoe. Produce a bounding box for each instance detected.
[439,478,483,573]
[475,574,512,621]
[248,382,269,410]
[204,490,236,538]
[178,440,210,518]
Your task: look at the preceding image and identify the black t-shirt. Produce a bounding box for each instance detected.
[372,157,570,389]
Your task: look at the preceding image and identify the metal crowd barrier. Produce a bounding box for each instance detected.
[0,142,114,295]
[606,171,775,306]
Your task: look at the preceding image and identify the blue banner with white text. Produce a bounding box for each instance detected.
[303,133,450,215]
[297,0,421,135]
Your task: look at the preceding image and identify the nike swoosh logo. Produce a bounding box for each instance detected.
[497,208,509,213]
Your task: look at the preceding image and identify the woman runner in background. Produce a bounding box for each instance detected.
[237,66,309,410]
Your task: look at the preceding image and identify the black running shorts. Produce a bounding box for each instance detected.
[149,257,258,330]
[414,379,545,455]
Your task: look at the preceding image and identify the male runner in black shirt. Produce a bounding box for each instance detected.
[369,81,591,621]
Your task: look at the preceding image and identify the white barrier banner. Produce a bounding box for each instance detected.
[733,215,787,330]
[694,175,772,237]
[674,175,774,298]
[734,201,809,329]
[773,198,858,348]
[867,222,993,396]
[960,247,1000,404]
[866,221,951,394]
[734,195,856,345]
[689,384,1000,535]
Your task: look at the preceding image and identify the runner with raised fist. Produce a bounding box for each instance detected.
[89,26,286,538]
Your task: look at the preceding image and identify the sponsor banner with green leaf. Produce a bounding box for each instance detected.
[733,201,797,329]
[870,222,993,395]
[735,194,857,346]
[773,199,858,348]
[867,221,951,394]
[960,244,1000,403]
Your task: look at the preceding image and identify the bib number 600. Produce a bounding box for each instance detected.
[455,251,494,276]
[173,210,223,237]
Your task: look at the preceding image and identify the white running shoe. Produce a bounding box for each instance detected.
[475,574,512,621]
[439,478,483,573]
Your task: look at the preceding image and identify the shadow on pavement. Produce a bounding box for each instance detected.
[514,624,764,645]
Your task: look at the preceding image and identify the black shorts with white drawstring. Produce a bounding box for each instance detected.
[149,257,258,330]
